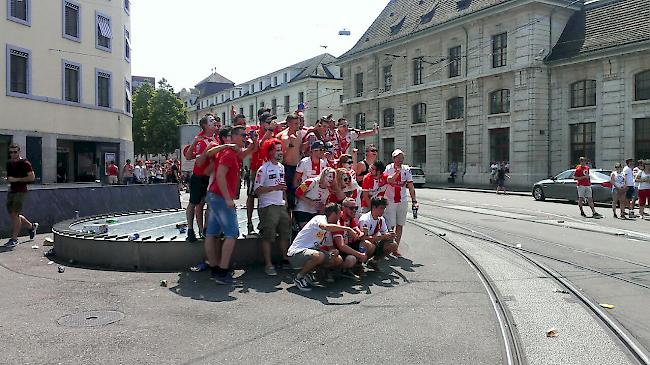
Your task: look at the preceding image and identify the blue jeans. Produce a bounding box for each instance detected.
[205,192,239,239]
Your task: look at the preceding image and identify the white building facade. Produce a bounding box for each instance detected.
[189,54,343,126]
[338,0,650,188]
[1,0,133,183]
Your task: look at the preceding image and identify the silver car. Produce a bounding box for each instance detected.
[410,167,426,187]
[532,169,613,202]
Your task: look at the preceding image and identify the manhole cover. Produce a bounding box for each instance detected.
[57,310,124,327]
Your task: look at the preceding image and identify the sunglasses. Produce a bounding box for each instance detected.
[344,205,358,211]
[9,150,19,154]
[368,149,378,153]
[343,177,351,182]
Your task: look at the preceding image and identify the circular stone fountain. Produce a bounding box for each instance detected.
[53,208,262,271]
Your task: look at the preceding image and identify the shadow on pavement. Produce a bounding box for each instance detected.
[168,257,425,305]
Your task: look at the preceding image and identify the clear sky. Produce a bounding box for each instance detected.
[130,0,390,92]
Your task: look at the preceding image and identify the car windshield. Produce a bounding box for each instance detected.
[592,170,611,179]
[555,170,574,180]
[411,168,424,175]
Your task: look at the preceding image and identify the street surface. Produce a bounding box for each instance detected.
[0,188,648,364]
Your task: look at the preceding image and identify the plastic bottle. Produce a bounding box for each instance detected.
[412,205,418,219]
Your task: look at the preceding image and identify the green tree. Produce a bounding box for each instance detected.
[146,78,188,155]
[131,78,188,156]
[131,82,154,155]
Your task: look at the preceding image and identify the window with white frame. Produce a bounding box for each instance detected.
[489,89,510,114]
[96,13,112,51]
[63,61,80,102]
[273,76,277,86]
[63,1,80,41]
[271,98,277,115]
[8,47,30,94]
[283,73,288,83]
[124,0,130,14]
[97,70,111,107]
[284,95,290,113]
[125,80,131,113]
[298,91,304,104]
[412,103,427,124]
[8,0,29,25]
[124,28,131,61]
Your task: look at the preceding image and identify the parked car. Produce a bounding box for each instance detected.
[410,167,426,187]
[532,169,612,202]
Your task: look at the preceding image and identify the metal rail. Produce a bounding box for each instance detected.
[410,220,524,365]
[409,216,650,365]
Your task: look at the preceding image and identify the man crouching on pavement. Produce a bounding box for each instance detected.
[332,198,370,281]
[287,203,359,292]
[359,197,398,271]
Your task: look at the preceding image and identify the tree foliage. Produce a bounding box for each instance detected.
[131,78,188,155]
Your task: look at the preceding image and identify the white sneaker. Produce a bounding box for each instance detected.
[3,238,18,248]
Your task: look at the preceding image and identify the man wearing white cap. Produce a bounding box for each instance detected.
[383,149,418,257]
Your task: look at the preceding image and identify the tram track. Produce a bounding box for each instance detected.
[408,215,650,365]
[414,213,650,290]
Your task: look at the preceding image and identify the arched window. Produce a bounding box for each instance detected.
[489,89,510,114]
[636,70,650,101]
[412,103,427,124]
[570,80,596,108]
[383,108,395,127]
[447,97,464,120]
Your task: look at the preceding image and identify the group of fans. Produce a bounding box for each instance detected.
[183,108,418,290]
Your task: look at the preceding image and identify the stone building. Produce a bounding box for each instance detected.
[1,0,133,183]
[338,0,650,187]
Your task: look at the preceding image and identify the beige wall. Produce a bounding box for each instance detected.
[1,0,132,141]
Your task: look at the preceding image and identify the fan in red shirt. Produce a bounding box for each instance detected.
[204,125,257,285]
[331,198,368,280]
[182,114,219,242]
[245,109,278,236]
[574,156,601,218]
[361,160,387,213]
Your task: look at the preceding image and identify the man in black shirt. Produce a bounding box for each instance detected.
[4,143,38,247]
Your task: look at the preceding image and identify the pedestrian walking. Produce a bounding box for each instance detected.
[574,156,601,218]
[122,159,134,184]
[610,163,626,218]
[623,159,637,217]
[3,143,38,248]
[635,160,650,220]
[495,162,510,194]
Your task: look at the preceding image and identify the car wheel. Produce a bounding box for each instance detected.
[533,186,545,201]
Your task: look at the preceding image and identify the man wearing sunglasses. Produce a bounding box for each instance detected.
[4,143,38,248]
[355,144,378,184]
[332,198,369,280]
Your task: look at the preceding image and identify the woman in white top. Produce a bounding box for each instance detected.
[611,163,627,218]
[634,160,650,219]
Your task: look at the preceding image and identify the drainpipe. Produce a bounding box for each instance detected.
[462,25,469,183]
[547,9,554,178]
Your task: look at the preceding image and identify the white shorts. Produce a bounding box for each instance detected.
[577,185,592,199]
[384,201,408,228]
[108,175,118,184]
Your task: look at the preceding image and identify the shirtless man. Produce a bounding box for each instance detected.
[277,113,301,211]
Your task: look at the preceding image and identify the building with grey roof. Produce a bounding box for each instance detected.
[339,0,650,187]
[188,53,343,126]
